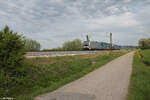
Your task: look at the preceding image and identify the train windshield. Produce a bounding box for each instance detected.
[83,41,89,46]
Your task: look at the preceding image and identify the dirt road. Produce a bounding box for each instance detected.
[35,52,134,100]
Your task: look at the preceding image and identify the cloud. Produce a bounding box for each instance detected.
[0,0,150,48]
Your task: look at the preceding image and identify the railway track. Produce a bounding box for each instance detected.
[25,50,114,57]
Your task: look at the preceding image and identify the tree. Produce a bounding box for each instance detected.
[24,38,41,51]
[62,39,83,51]
[0,25,25,73]
[139,38,150,49]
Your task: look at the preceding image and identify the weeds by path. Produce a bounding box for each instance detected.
[127,49,150,100]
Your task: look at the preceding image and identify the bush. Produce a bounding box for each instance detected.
[0,26,26,73]
[0,26,26,97]
[139,38,150,49]
[62,39,83,51]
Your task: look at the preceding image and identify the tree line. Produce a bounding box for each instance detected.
[139,38,150,49]
[43,39,83,51]
[24,37,41,51]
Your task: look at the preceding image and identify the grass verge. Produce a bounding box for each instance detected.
[127,49,150,100]
[7,51,128,100]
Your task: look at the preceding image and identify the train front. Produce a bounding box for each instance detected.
[83,41,90,50]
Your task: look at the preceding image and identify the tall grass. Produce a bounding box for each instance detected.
[4,52,126,100]
[127,49,150,100]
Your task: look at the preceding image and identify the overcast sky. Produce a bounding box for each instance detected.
[0,0,150,49]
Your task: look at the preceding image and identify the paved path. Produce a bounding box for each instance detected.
[35,52,134,100]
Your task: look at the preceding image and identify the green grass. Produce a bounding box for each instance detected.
[2,51,128,100]
[127,49,150,100]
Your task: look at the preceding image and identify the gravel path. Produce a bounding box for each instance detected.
[35,52,134,100]
[26,51,105,57]
[26,50,122,57]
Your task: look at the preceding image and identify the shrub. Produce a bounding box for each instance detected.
[0,26,26,73]
[62,39,83,51]
[0,26,26,97]
[139,38,150,49]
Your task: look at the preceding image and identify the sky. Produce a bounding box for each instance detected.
[0,0,150,49]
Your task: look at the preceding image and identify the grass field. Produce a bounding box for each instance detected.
[127,49,150,100]
[7,51,127,100]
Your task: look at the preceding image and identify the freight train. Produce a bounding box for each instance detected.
[83,35,136,50]
[83,41,121,50]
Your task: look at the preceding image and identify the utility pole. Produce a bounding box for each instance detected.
[110,32,112,50]
[86,35,90,42]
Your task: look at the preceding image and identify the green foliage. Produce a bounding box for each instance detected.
[127,49,150,100]
[14,52,126,100]
[0,26,127,99]
[141,50,150,66]
[0,26,26,97]
[139,38,150,49]
[24,38,41,51]
[62,39,83,51]
[0,26,25,73]
[42,39,83,51]
[137,49,143,60]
